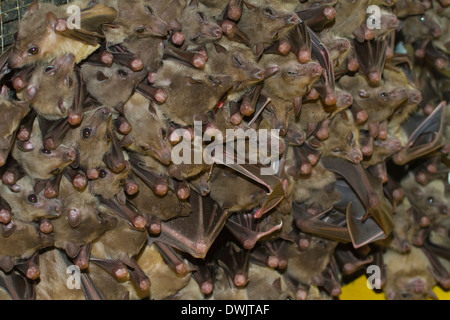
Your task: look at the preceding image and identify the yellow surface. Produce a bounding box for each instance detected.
[339,275,450,300]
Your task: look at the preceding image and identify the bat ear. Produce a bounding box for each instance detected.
[243,1,256,10]
[411,187,424,198]
[96,71,109,81]
[188,0,199,8]
[339,110,349,121]
[185,76,204,85]
[148,101,159,120]
[46,12,58,31]
[214,43,227,54]
[28,0,39,15]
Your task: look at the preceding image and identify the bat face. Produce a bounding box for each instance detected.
[402,173,450,220]
[179,4,223,44]
[387,273,432,300]
[81,63,147,107]
[263,98,293,137]
[260,53,322,100]
[123,93,172,165]
[402,11,442,42]
[19,54,76,120]
[88,164,130,199]
[320,34,351,69]
[207,40,265,90]
[12,119,76,180]
[237,2,299,48]
[110,0,170,39]
[63,107,113,170]
[0,175,61,222]
[339,74,408,123]
[319,110,363,164]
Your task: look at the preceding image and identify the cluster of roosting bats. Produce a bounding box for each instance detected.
[0,0,448,300]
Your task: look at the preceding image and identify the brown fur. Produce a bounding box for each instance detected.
[0,175,61,222]
[12,118,75,180]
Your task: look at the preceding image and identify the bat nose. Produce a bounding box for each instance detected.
[337,39,350,52]
[63,148,76,162]
[432,27,442,38]
[212,27,222,38]
[310,64,323,77]
[278,124,287,137]
[251,68,265,81]
[286,13,299,25]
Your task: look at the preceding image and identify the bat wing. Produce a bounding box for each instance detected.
[393,101,447,165]
[0,47,12,81]
[321,157,394,237]
[292,202,352,243]
[334,179,386,248]
[353,39,388,82]
[0,270,35,300]
[151,191,232,259]
[57,4,118,46]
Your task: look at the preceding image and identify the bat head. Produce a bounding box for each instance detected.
[388,275,431,300]
[106,0,170,39]
[13,118,76,180]
[0,175,61,222]
[179,3,223,44]
[124,93,172,165]
[237,2,299,47]
[89,164,130,199]
[260,53,322,100]
[81,63,147,108]
[320,110,363,164]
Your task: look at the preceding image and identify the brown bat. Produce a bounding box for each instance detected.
[90,215,150,291]
[8,1,117,68]
[12,118,76,180]
[401,11,442,45]
[0,217,53,262]
[178,1,223,46]
[122,92,172,165]
[152,60,233,126]
[62,107,113,172]
[0,88,31,167]
[283,237,338,299]
[231,1,299,55]
[80,62,147,108]
[15,54,76,121]
[383,246,437,300]
[216,241,251,288]
[317,110,363,164]
[246,263,295,299]
[121,36,165,72]
[353,39,389,85]
[0,269,36,300]
[0,175,61,223]
[99,0,169,44]
[204,38,265,100]
[50,176,117,259]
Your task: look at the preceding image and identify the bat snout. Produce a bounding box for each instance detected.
[285,13,300,26]
[250,68,265,81]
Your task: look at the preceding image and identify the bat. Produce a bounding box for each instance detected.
[80,62,147,108]
[152,60,233,126]
[99,0,169,44]
[0,269,36,300]
[231,1,299,56]
[0,88,31,167]
[8,1,117,68]
[353,39,389,85]
[296,5,336,32]
[178,1,223,46]
[122,93,172,165]
[0,175,62,223]
[246,263,294,299]
[216,241,251,288]
[12,117,76,180]
[334,244,374,276]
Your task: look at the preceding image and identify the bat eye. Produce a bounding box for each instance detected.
[99,169,108,179]
[400,292,411,299]
[287,70,297,76]
[106,133,112,142]
[145,5,154,15]
[41,148,51,155]
[332,147,341,153]
[263,8,275,17]
[427,197,436,205]
[28,46,39,56]
[119,179,126,187]
[66,76,74,87]
[117,69,128,78]
[380,92,388,98]
[82,128,92,139]
[197,12,207,22]
[27,194,38,204]
[273,32,279,40]
[135,27,146,34]
[43,66,54,73]
[233,55,244,68]
[420,16,425,22]
[161,128,167,139]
